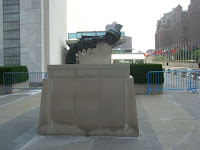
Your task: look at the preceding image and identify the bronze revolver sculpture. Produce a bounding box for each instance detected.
[65,24,123,64]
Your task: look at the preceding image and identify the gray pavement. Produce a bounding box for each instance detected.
[0,88,200,150]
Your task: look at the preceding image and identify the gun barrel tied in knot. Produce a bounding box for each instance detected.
[65,24,123,64]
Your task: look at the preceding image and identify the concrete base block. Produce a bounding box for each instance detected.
[38,64,139,137]
[0,81,29,94]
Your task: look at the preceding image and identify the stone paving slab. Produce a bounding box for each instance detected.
[1,89,200,150]
[164,90,200,120]
[0,93,41,125]
[138,94,200,150]
[0,107,39,150]
[19,135,162,150]
[19,96,162,150]
[0,95,29,106]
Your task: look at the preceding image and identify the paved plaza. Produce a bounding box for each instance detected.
[0,87,200,150]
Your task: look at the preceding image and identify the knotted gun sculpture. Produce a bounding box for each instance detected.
[65,24,123,64]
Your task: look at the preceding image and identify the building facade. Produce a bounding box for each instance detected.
[0,0,67,72]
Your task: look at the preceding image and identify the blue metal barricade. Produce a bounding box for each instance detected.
[3,72,47,94]
[146,70,199,95]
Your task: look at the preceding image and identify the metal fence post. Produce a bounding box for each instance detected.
[146,72,150,96]
[194,72,198,94]
[3,73,5,95]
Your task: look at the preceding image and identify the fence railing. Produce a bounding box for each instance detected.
[3,72,47,94]
[146,70,200,95]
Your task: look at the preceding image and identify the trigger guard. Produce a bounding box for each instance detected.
[82,49,92,55]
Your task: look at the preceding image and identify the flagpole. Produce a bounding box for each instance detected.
[178,43,180,66]
[191,41,193,68]
[169,47,170,66]
[170,47,171,66]
[175,44,177,66]
[177,44,180,66]
[197,40,200,68]
[171,45,173,67]
[181,43,183,67]
[184,43,186,67]
[188,42,189,68]
[185,43,187,67]
[182,43,184,67]
[180,43,181,66]
[195,41,197,68]
[164,47,166,66]
[198,40,200,69]
[176,44,178,67]
[168,47,169,66]
[173,45,175,66]
[179,43,181,66]
[171,46,173,67]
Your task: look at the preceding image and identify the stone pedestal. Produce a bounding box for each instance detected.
[38,64,139,137]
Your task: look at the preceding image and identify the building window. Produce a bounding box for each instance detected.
[3,0,20,66]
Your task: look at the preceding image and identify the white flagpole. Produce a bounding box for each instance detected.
[188,42,189,68]
[195,41,197,68]
[191,41,192,68]
[184,43,187,66]
[185,43,187,67]
[177,44,180,66]
[182,44,185,66]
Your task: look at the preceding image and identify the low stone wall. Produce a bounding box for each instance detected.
[135,84,163,94]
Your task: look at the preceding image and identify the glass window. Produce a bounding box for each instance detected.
[4,13,19,22]
[3,0,20,66]
[68,33,77,39]
[3,5,19,14]
[3,0,19,6]
[77,33,82,38]
[4,39,20,48]
[86,32,96,36]
[81,33,87,36]
[121,32,125,37]
[4,31,20,39]
[97,32,105,36]
[3,22,20,31]
[4,48,20,56]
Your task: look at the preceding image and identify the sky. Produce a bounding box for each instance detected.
[67,0,190,52]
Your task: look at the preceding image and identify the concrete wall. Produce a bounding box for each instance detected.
[0,0,3,66]
[20,0,67,72]
[41,0,49,72]
[48,0,67,65]
[38,64,139,137]
[20,0,43,72]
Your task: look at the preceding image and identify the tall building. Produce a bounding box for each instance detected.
[188,0,200,44]
[155,1,200,51]
[0,0,67,72]
[155,5,188,50]
[155,12,172,49]
[105,22,132,50]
